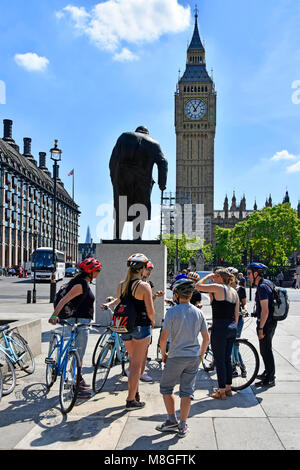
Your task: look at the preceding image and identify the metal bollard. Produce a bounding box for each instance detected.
[27,290,32,304]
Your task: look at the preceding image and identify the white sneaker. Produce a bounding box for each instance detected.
[140,372,153,382]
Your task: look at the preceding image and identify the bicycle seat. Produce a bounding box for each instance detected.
[0,324,10,333]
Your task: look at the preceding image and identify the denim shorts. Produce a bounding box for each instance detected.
[121,325,152,342]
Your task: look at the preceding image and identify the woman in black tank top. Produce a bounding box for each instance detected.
[195,269,239,400]
[115,254,155,411]
[49,258,102,397]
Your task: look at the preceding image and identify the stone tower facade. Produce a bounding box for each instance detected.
[175,10,216,242]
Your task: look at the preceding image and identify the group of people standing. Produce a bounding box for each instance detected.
[48,255,278,438]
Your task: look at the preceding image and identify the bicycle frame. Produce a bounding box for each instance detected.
[103,330,126,363]
[48,325,78,378]
[0,332,26,365]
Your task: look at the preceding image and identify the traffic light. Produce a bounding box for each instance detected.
[241,249,247,266]
[297,257,300,266]
[220,258,224,265]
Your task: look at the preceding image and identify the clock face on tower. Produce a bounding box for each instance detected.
[185,99,206,120]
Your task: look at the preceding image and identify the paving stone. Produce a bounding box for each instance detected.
[15,414,128,450]
[257,394,300,418]
[214,418,284,450]
[269,418,300,450]
[116,416,217,450]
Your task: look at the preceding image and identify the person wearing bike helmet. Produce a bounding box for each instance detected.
[195,269,239,399]
[228,267,248,378]
[139,260,164,382]
[157,278,209,437]
[187,272,202,308]
[49,258,102,398]
[247,262,277,387]
[143,261,165,301]
[114,253,155,411]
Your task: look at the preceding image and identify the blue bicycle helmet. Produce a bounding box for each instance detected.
[247,262,268,271]
[174,273,188,281]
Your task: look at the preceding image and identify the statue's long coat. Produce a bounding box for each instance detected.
[109,131,168,220]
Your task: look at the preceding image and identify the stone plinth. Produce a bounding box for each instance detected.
[96,241,167,327]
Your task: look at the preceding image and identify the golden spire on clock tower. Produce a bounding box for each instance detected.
[175,7,216,243]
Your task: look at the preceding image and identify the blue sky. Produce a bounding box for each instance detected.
[1,0,300,242]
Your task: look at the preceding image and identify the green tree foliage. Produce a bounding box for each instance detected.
[161,234,212,267]
[214,204,300,266]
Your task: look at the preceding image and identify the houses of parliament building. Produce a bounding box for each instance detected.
[0,119,79,269]
[174,10,300,245]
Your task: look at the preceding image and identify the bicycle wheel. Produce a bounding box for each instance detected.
[9,332,35,374]
[231,339,260,391]
[92,343,114,394]
[92,329,110,366]
[59,349,81,414]
[0,352,16,396]
[156,329,163,362]
[202,345,215,372]
[45,334,59,389]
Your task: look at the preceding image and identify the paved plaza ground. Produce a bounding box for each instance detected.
[0,276,300,451]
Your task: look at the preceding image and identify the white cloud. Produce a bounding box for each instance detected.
[14,53,49,72]
[113,48,139,62]
[271,150,297,161]
[287,160,300,173]
[57,0,191,60]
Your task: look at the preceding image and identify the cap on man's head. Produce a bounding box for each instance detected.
[135,126,149,135]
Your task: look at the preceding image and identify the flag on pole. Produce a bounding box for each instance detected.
[68,169,75,200]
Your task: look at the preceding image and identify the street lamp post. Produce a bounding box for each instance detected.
[32,231,38,303]
[49,139,62,303]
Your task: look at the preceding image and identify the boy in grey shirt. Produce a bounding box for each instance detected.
[156,279,210,437]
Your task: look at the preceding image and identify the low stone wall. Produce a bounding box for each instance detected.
[0,318,41,357]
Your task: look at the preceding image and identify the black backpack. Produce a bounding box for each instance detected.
[53,280,88,319]
[262,279,289,322]
[111,281,141,334]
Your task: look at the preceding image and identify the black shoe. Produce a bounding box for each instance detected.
[232,368,238,378]
[135,392,140,402]
[125,399,146,411]
[241,367,247,378]
[256,372,267,381]
[255,379,275,388]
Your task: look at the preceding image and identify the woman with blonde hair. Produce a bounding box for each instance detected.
[114,253,155,411]
[195,269,239,400]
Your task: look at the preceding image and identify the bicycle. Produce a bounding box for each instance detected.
[202,320,260,391]
[0,324,35,395]
[92,325,129,394]
[45,319,87,414]
[92,306,114,367]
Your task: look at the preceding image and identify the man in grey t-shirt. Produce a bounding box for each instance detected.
[156,279,210,438]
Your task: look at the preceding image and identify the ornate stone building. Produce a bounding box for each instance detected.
[175,9,216,243]
[0,119,80,268]
[174,12,300,246]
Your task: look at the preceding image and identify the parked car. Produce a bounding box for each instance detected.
[65,267,79,277]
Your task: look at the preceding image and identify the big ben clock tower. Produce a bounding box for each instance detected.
[175,8,216,243]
